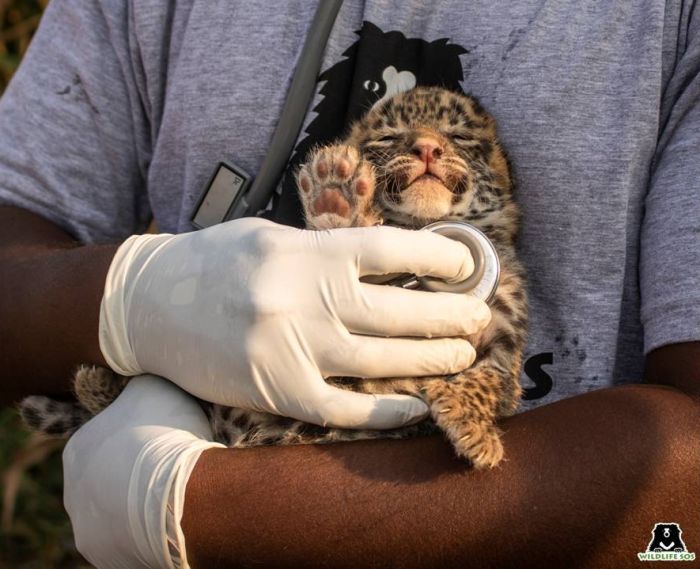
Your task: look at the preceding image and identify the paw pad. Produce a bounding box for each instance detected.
[299,174,312,193]
[297,145,379,228]
[336,159,352,178]
[316,160,329,179]
[356,179,370,196]
[312,188,350,217]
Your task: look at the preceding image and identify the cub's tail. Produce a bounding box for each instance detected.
[18,396,92,438]
[18,365,128,437]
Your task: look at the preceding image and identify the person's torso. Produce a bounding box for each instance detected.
[129,0,683,410]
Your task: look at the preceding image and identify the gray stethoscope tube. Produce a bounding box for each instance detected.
[242,0,344,218]
[190,0,345,227]
[382,221,501,304]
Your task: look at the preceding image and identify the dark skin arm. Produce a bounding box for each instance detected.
[182,337,700,568]
[644,341,700,401]
[184,382,699,569]
[0,206,111,404]
[2,206,698,569]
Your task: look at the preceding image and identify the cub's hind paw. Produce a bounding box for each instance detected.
[297,145,380,229]
[435,409,504,468]
[453,422,504,469]
[426,381,505,468]
[74,365,125,415]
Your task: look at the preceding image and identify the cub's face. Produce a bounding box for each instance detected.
[349,87,510,227]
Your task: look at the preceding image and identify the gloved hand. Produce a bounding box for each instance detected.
[100,218,491,429]
[63,374,223,569]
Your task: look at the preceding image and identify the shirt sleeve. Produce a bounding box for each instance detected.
[640,5,700,354]
[0,0,152,244]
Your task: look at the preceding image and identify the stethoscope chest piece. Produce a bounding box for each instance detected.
[385,221,501,304]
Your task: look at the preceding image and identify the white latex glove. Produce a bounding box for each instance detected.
[100,218,491,429]
[63,374,223,569]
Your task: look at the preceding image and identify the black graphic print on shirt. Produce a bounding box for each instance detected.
[272,21,469,226]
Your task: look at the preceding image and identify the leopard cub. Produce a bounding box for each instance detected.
[20,86,527,469]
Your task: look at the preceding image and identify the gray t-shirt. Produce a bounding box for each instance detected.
[1,0,698,410]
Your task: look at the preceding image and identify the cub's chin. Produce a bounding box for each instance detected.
[400,175,453,221]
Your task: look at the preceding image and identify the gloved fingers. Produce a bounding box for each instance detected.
[322,335,476,378]
[343,225,474,282]
[341,283,491,337]
[306,384,430,429]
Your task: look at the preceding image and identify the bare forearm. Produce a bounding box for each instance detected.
[644,341,700,399]
[0,206,115,403]
[182,384,700,569]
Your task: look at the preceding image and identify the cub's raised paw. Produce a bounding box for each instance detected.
[297,145,380,229]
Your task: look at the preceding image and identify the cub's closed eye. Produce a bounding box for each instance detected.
[450,133,481,146]
[377,134,400,143]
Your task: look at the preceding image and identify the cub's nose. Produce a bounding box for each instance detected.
[411,137,443,164]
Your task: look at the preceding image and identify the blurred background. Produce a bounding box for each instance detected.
[0,0,44,90]
[1,1,88,567]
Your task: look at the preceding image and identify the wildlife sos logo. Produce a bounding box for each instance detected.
[638,523,696,562]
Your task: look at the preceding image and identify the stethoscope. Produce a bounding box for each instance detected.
[374,221,501,304]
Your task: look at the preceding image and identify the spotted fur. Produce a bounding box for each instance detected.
[19,87,527,469]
